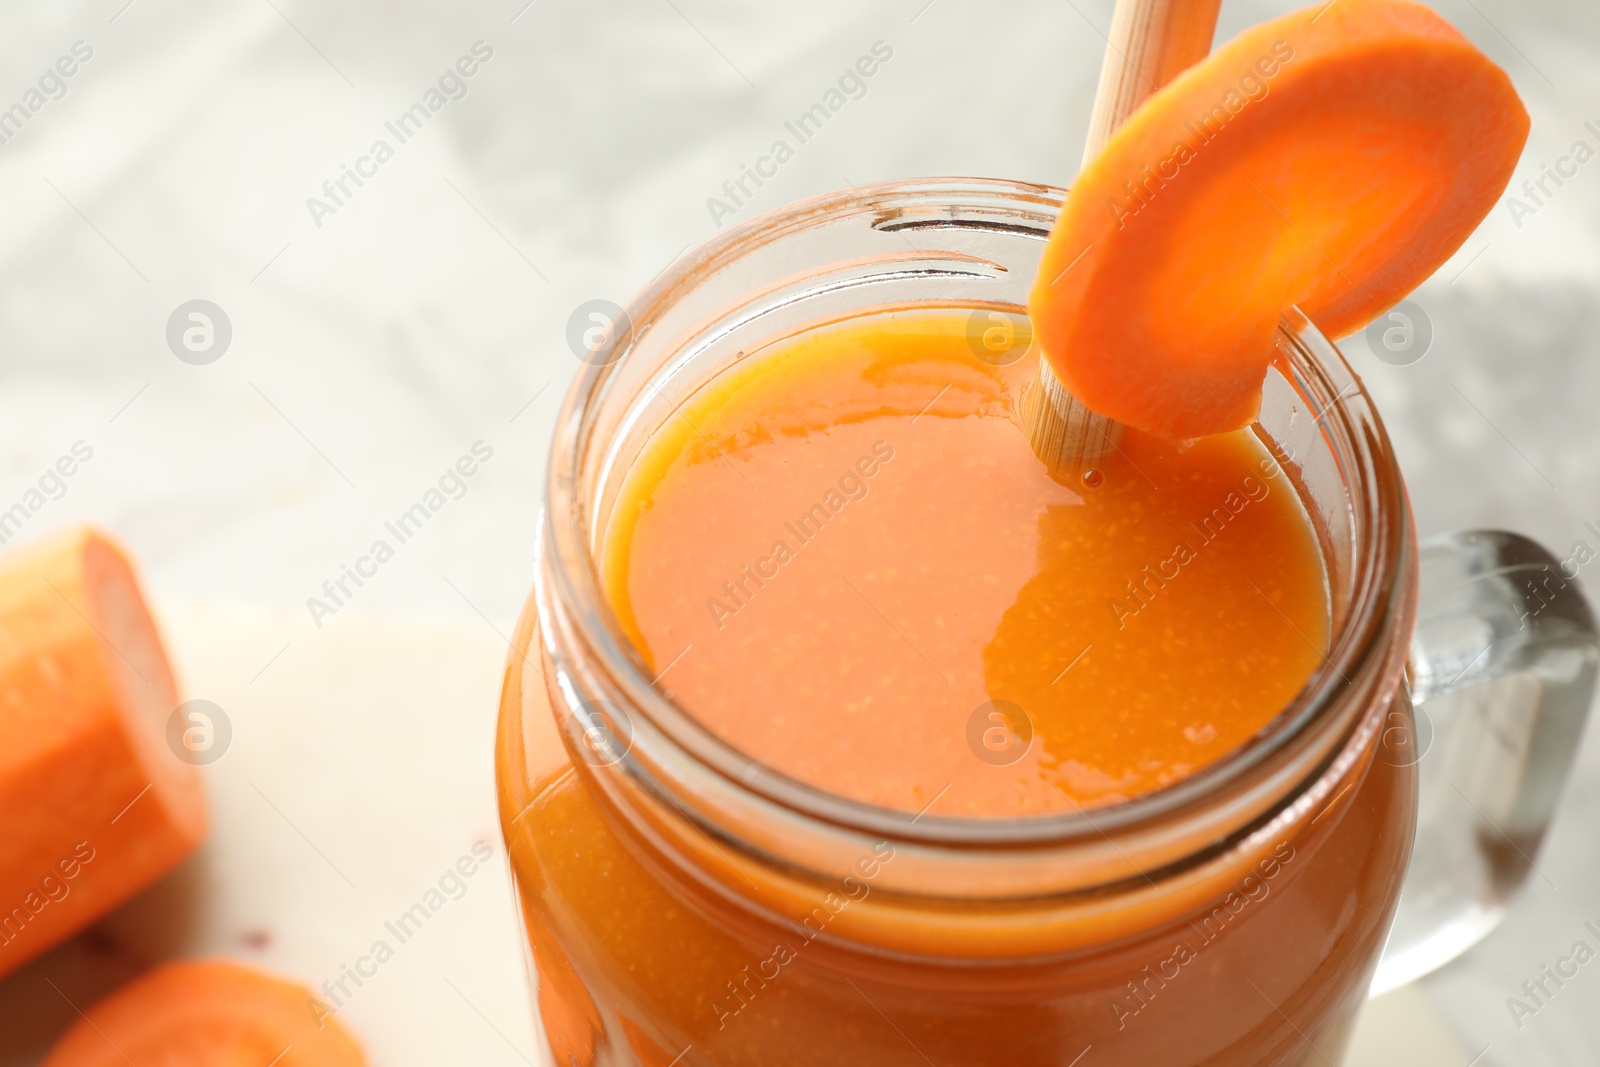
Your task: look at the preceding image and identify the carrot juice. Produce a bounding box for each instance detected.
[601,313,1328,816]
[497,307,1417,1066]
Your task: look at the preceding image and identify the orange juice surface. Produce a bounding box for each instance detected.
[603,313,1329,816]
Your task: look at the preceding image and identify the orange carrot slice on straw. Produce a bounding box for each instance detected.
[0,526,206,979]
[39,959,366,1066]
[1029,0,1529,439]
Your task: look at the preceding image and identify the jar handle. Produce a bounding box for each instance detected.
[1370,530,1600,996]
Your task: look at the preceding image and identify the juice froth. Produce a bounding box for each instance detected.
[602,312,1330,816]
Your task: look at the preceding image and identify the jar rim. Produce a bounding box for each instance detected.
[540,176,1412,856]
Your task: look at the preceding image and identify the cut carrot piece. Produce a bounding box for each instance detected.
[1028,0,1529,438]
[0,526,206,979]
[39,959,366,1066]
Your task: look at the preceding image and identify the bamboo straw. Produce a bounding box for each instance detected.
[1025,0,1222,477]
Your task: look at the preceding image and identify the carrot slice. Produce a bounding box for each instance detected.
[39,959,366,1065]
[0,526,206,979]
[1028,0,1529,438]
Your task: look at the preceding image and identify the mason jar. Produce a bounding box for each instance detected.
[496,178,1598,1067]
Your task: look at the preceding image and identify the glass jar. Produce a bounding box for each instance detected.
[496,178,1598,1067]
